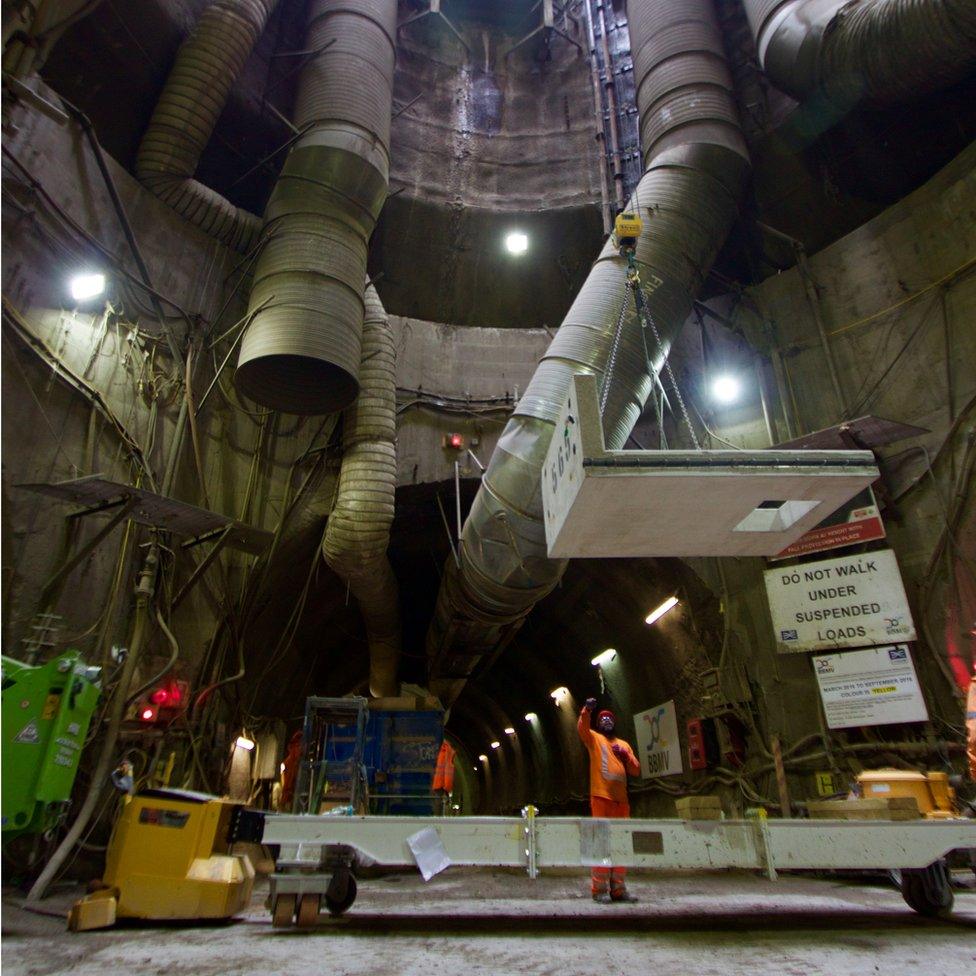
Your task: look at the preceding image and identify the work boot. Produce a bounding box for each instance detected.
[592,892,612,904]
[611,890,639,903]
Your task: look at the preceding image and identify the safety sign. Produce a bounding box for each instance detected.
[764,548,915,653]
[633,700,683,779]
[812,645,928,729]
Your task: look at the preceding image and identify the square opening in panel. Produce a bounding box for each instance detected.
[734,499,821,533]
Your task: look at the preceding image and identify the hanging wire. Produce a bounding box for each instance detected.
[634,282,701,450]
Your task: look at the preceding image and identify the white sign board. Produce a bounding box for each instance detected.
[633,700,683,779]
[764,549,915,653]
[812,645,928,729]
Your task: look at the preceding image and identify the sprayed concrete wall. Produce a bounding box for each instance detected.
[372,14,604,328]
[648,144,976,816]
[1,90,549,724]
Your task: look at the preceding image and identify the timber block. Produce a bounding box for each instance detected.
[807,797,921,820]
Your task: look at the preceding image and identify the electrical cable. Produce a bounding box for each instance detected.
[2,299,156,486]
[125,607,180,706]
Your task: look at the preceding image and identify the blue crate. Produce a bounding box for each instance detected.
[323,709,444,816]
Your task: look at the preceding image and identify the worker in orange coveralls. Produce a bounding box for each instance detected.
[433,739,457,814]
[578,697,641,903]
[279,731,303,811]
[967,662,976,781]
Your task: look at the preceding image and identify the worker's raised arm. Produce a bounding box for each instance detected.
[577,698,597,744]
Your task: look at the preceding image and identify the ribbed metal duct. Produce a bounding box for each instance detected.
[425,0,750,704]
[322,283,400,698]
[135,0,276,253]
[234,0,397,415]
[743,0,976,107]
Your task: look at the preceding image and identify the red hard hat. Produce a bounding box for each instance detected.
[596,709,616,724]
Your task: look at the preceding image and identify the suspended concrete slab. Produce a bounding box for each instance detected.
[541,375,878,559]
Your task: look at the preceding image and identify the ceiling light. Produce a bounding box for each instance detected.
[524,712,537,722]
[550,686,570,704]
[504,231,528,255]
[479,754,488,762]
[504,727,515,735]
[69,272,105,302]
[590,648,617,667]
[645,596,679,625]
[235,735,255,751]
[711,374,741,404]
[490,741,500,749]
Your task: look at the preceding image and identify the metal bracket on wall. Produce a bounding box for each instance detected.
[398,1,470,55]
[506,0,582,59]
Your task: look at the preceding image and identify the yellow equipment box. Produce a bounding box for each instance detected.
[69,789,255,931]
[614,210,643,248]
[857,769,958,818]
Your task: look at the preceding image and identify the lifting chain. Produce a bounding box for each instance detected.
[633,277,701,450]
[599,289,630,414]
[601,255,701,450]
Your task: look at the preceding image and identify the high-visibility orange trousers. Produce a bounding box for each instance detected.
[590,796,630,896]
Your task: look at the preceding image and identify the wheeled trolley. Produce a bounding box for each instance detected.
[262,808,976,926]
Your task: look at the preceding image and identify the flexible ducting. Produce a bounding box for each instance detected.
[743,0,976,107]
[425,0,750,703]
[234,0,397,415]
[322,283,400,698]
[135,0,276,253]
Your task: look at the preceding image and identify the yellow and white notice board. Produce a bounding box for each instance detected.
[812,645,928,729]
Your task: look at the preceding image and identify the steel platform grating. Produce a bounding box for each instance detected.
[17,475,273,554]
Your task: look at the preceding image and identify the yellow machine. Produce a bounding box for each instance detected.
[68,789,257,931]
[614,210,643,252]
[857,769,959,819]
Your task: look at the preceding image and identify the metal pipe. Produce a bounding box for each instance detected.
[27,543,158,902]
[582,0,613,233]
[235,0,398,415]
[135,0,278,253]
[742,0,976,109]
[595,1,626,213]
[321,283,400,698]
[425,0,750,704]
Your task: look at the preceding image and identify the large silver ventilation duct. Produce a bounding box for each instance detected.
[322,283,400,698]
[234,0,397,415]
[136,0,276,253]
[743,0,976,107]
[425,0,750,704]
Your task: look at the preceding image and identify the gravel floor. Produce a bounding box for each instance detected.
[3,868,975,976]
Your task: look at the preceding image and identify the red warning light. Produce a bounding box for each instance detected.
[137,680,188,725]
[443,432,464,451]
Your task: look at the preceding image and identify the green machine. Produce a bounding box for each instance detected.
[2,651,101,840]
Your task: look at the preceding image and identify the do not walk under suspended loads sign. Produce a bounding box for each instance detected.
[764,548,915,653]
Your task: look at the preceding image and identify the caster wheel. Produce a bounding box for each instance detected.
[297,893,321,928]
[272,893,297,928]
[900,860,954,918]
[325,873,357,917]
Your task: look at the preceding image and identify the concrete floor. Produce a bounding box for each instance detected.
[3,869,975,976]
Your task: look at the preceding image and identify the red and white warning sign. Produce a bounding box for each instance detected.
[770,487,885,562]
